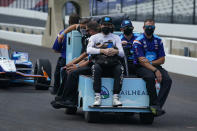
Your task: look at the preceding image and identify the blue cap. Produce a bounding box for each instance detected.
[100,16,112,24]
[121,20,133,28]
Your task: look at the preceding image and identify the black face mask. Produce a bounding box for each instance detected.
[101,27,110,35]
[123,28,133,36]
[109,27,113,33]
[77,25,87,37]
[85,33,91,38]
[145,28,154,36]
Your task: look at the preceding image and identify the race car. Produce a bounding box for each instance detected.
[0,44,51,90]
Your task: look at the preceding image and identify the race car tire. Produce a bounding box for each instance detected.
[65,107,77,115]
[139,113,154,124]
[84,111,100,123]
[34,59,51,90]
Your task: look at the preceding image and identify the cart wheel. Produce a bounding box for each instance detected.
[34,59,51,90]
[84,111,100,123]
[139,113,154,124]
[0,80,10,88]
[65,107,77,115]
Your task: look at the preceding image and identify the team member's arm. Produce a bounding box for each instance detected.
[66,60,89,73]
[134,41,162,82]
[58,24,79,43]
[87,36,101,54]
[152,57,165,65]
[66,52,87,66]
[52,34,63,53]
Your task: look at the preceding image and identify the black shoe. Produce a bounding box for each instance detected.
[155,110,166,117]
[50,100,62,109]
[57,99,76,108]
[50,87,58,95]
[149,105,166,117]
[55,96,63,101]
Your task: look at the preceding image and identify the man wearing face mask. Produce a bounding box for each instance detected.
[120,19,140,75]
[87,16,124,107]
[51,14,80,95]
[133,19,172,116]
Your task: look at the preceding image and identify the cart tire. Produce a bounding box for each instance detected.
[0,80,10,88]
[84,111,100,123]
[65,107,77,115]
[139,113,154,124]
[34,59,51,90]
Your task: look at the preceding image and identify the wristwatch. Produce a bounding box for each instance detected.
[76,64,80,68]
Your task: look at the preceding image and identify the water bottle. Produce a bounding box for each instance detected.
[155,79,160,96]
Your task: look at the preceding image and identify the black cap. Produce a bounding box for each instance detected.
[100,16,112,24]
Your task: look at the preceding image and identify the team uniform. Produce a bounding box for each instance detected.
[120,33,140,75]
[52,30,67,94]
[133,33,172,107]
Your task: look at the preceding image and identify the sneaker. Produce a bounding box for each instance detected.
[93,93,101,106]
[113,94,122,107]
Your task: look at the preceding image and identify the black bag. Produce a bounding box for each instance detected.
[91,42,121,66]
[93,54,120,66]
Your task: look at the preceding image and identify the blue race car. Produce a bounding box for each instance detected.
[0,44,51,90]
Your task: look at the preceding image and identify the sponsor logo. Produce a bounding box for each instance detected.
[101,86,109,99]
[120,90,148,96]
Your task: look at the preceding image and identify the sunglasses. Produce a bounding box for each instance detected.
[144,25,155,29]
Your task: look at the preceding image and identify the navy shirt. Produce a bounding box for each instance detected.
[52,30,67,59]
[133,33,165,64]
[120,33,140,63]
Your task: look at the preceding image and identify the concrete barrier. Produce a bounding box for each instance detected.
[0,30,42,46]
[163,37,197,57]
[163,54,197,77]
[0,23,45,35]
[0,7,47,21]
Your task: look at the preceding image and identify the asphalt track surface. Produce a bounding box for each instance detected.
[0,39,197,131]
[0,14,46,27]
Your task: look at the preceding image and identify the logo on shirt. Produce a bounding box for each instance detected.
[145,51,157,61]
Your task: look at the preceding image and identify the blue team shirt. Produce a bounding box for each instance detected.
[120,33,140,63]
[52,30,67,59]
[133,33,165,64]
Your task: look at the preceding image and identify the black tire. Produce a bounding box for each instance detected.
[139,113,154,124]
[84,111,100,123]
[0,80,10,88]
[65,107,77,115]
[34,59,51,90]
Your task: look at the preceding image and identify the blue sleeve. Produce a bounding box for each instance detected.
[133,40,145,58]
[157,40,165,58]
[119,34,125,41]
[52,36,62,52]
